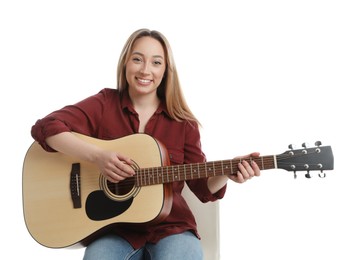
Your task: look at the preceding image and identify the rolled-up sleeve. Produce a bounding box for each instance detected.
[31,90,108,151]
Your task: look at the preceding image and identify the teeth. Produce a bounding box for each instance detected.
[138,78,151,83]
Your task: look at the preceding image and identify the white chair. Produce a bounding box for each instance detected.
[182,184,220,260]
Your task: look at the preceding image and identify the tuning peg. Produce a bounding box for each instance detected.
[315,141,322,147]
[294,171,297,179]
[288,144,296,150]
[302,142,308,148]
[305,171,312,178]
[288,144,296,155]
[318,171,326,178]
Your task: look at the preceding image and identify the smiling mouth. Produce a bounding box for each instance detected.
[136,77,152,84]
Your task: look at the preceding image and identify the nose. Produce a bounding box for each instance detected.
[140,62,150,74]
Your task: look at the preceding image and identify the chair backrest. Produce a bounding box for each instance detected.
[181,184,220,260]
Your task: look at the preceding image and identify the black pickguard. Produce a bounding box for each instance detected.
[85,190,133,221]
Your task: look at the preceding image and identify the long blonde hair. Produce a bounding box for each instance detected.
[117,28,199,125]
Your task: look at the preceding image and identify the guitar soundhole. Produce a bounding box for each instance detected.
[107,178,135,196]
[100,175,140,201]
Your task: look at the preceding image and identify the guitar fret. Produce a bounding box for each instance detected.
[174,166,179,181]
[168,167,171,182]
[140,172,143,186]
[141,169,144,186]
[141,170,145,186]
[162,167,165,184]
[140,169,143,186]
[146,169,149,185]
[135,173,139,187]
[226,161,229,174]
[149,169,153,185]
[137,155,281,187]
[142,169,146,186]
[151,169,154,184]
[222,160,228,175]
[157,168,160,183]
[170,167,174,182]
[156,167,159,185]
[147,169,150,185]
[137,170,140,186]
[207,162,212,176]
[166,166,169,183]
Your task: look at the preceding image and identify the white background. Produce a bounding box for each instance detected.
[1,0,356,259]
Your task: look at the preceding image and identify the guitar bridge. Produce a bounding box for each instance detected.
[70,163,81,208]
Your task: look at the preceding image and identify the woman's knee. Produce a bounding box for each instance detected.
[83,234,137,260]
[146,231,203,260]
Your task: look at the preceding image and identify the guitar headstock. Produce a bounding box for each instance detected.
[277,141,334,178]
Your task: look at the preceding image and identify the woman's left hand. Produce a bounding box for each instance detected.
[229,152,261,183]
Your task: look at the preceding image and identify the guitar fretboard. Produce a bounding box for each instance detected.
[134,155,276,187]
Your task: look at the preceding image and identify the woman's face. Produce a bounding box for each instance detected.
[125,36,166,98]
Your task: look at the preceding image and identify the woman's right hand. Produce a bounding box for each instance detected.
[46,132,136,183]
[95,150,136,183]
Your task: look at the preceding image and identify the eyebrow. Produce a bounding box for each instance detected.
[131,51,164,60]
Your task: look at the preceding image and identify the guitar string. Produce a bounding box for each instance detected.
[78,152,319,191]
[80,158,279,191]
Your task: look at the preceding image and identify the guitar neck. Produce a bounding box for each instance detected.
[134,155,276,187]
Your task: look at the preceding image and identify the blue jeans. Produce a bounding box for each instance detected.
[83,231,203,260]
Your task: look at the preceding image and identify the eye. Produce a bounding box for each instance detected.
[132,56,142,63]
[152,58,165,66]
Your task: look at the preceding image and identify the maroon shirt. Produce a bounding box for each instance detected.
[31,88,226,248]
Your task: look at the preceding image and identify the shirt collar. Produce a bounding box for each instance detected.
[120,90,170,117]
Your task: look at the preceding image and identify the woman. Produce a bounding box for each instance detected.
[31,28,260,260]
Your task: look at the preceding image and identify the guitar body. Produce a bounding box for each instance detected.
[22,133,172,248]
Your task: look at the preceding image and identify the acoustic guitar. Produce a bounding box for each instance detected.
[22,132,334,248]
